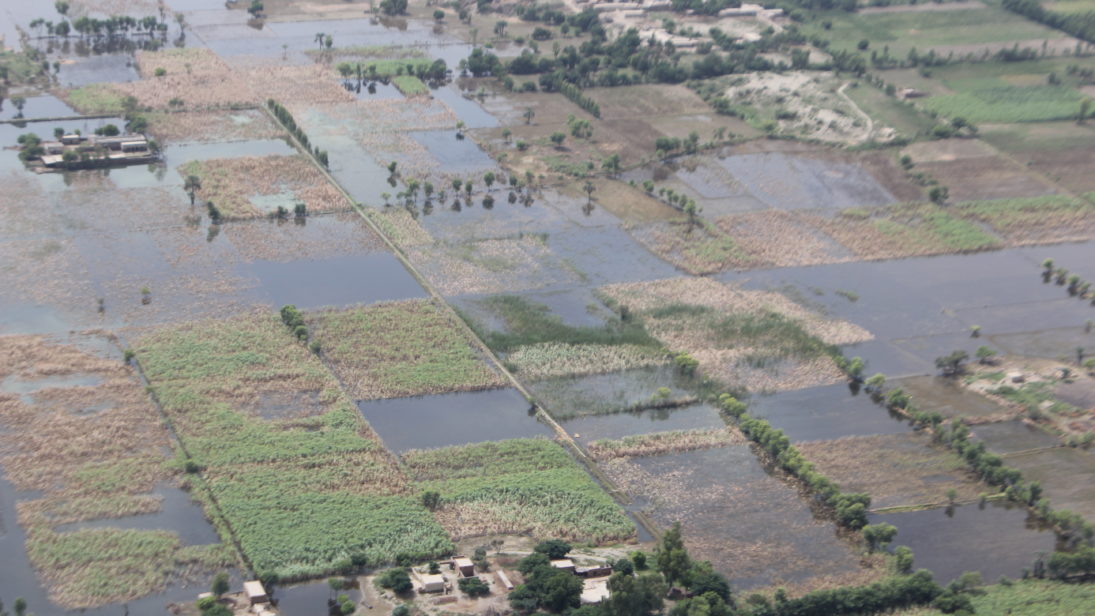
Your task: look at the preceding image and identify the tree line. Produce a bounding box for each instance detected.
[266,99,329,169]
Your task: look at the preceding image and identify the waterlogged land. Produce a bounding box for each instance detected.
[3,0,1095,611]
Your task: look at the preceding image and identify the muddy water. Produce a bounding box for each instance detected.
[529,366,696,420]
[54,483,219,545]
[432,84,499,129]
[718,152,897,211]
[324,137,395,206]
[411,130,496,174]
[972,421,1061,455]
[748,383,911,442]
[620,446,865,590]
[0,96,77,122]
[55,54,140,88]
[163,138,296,164]
[345,79,404,101]
[275,580,361,616]
[246,252,427,309]
[1,373,104,404]
[357,388,551,453]
[544,225,684,286]
[869,501,1057,583]
[896,375,1010,420]
[565,403,725,443]
[1003,448,1095,521]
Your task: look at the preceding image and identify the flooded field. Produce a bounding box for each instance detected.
[869,502,1057,584]
[4,0,1095,611]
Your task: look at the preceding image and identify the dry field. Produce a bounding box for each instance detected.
[405,235,582,296]
[715,210,853,268]
[179,154,349,219]
[364,207,435,248]
[797,433,986,509]
[628,220,756,275]
[504,342,668,381]
[586,428,748,460]
[145,109,285,144]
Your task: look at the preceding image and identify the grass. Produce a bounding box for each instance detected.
[504,342,668,380]
[586,428,747,460]
[954,195,1095,243]
[392,75,428,96]
[804,6,1064,56]
[355,58,435,78]
[402,438,635,543]
[922,86,1086,123]
[62,84,127,114]
[469,295,658,353]
[843,81,939,140]
[815,204,1002,259]
[306,300,505,400]
[0,335,238,609]
[888,579,1095,615]
[630,220,755,275]
[135,311,454,579]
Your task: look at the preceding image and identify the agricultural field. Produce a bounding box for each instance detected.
[6,0,1095,611]
[401,438,635,543]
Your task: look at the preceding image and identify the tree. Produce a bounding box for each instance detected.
[935,350,969,377]
[211,572,230,596]
[631,551,648,570]
[247,0,264,17]
[534,539,571,560]
[376,568,412,594]
[459,576,491,597]
[862,523,897,552]
[687,562,730,602]
[11,96,25,116]
[583,180,595,204]
[603,572,665,616]
[656,522,691,588]
[379,0,408,15]
[929,185,949,205]
[550,132,566,147]
[184,175,202,205]
[601,153,620,176]
[894,546,915,574]
[494,20,507,36]
[975,346,996,364]
[421,490,440,510]
[55,0,70,15]
[864,373,886,393]
[1079,98,1092,124]
[433,9,445,21]
[483,171,496,190]
[524,107,535,125]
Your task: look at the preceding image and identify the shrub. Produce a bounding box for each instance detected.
[376,568,413,594]
[459,576,491,597]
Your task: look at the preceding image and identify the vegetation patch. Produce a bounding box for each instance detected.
[392,75,428,96]
[406,236,582,296]
[629,219,755,275]
[809,203,1002,259]
[135,312,453,579]
[402,438,635,543]
[715,210,853,268]
[307,299,504,400]
[0,335,236,609]
[922,85,1086,123]
[587,428,747,460]
[178,155,348,220]
[61,83,128,114]
[364,207,433,248]
[145,109,284,143]
[888,578,1095,615]
[796,433,985,510]
[504,342,668,380]
[954,195,1095,244]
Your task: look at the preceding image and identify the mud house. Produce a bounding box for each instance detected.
[550,559,576,574]
[419,573,446,593]
[453,556,476,578]
[244,580,269,606]
[34,133,157,170]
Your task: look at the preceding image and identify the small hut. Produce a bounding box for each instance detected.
[243,580,269,606]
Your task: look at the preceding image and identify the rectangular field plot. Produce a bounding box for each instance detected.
[1003,447,1095,522]
[868,502,1057,584]
[306,299,504,400]
[980,122,1095,195]
[796,433,984,510]
[0,334,236,610]
[134,311,454,578]
[601,444,881,592]
[401,438,635,543]
[747,383,912,442]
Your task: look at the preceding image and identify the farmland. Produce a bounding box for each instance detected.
[3,0,1095,611]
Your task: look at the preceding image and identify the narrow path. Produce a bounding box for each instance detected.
[837,81,874,144]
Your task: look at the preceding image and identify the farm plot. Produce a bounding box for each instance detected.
[915,156,1056,203]
[401,438,635,543]
[601,445,881,592]
[598,277,872,392]
[528,366,701,421]
[796,433,984,510]
[461,294,663,381]
[1003,447,1095,521]
[806,6,1069,57]
[178,154,349,220]
[145,109,285,144]
[0,334,236,609]
[134,311,453,578]
[628,219,756,275]
[953,195,1095,245]
[715,210,854,268]
[405,235,583,296]
[305,299,504,401]
[980,122,1095,194]
[807,203,1003,260]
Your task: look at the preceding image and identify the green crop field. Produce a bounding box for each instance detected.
[392,75,428,95]
[955,195,1095,239]
[307,300,504,400]
[843,81,939,139]
[135,311,454,579]
[805,6,1063,56]
[891,579,1095,615]
[402,438,636,543]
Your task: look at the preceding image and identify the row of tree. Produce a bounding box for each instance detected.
[1003,0,1095,45]
[718,394,872,530]
[266,99,328,169]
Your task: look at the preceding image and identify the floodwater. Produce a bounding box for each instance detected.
[972,421,1061,455]
[245,252,427,309]
[618,446,866,591]
[1,373,104,404]
[748,383,911,442]
[869,502,1057,583]
[897,375,1010,420]
[55,54,140,87]
[529,366,697,420]
[162,138,296,164]
[431,84,499,129]
[411,129,496,174]
[0,95,77,122]
[1003,447,1095,521]
[54,483,218,545]
[274,579,362,616]
[565,402,725,443]
[357,388,551,453]
[345,79,404,101]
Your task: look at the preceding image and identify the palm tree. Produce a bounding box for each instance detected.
[184,175,201,205]
[523,107,534,125]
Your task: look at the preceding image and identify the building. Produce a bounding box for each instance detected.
[576,564,614,578]
[419,573,446,593]
[550,559,576,574]
[31,133,157,170]
[494,569,514,591]
[244,580,269,606]
[453,557,476,578]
